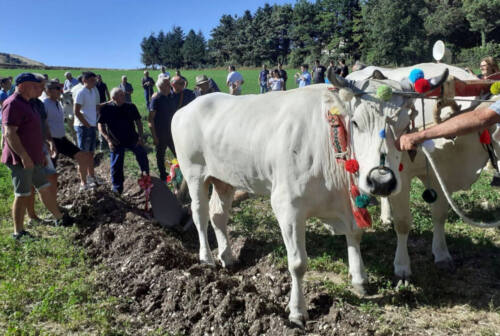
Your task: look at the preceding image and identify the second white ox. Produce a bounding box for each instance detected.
[349,63,499,279]
[171,70,433,326]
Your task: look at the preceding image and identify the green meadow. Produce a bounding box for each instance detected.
[0,67,301,115]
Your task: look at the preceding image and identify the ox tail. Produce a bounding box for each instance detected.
[422,147,500,228]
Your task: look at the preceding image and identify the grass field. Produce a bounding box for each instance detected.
[0,67,301,116]
[0,67,498,334]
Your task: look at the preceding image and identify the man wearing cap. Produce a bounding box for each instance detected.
[74,71,102,190]
[44,79,91,189]
[98,87,149,194]
[142,71,155,110]
[63,72,79,93]
[119,75,133,103]
[2,73,72,239]
[194,75,220,97]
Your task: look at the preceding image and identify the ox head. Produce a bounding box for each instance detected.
[327,67,448,196]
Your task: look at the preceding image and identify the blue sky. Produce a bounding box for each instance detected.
[0,0,299,69]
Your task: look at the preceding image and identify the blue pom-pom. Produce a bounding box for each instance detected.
[355,195,371,208]
[409,69,424,84]
[379,129,386,139]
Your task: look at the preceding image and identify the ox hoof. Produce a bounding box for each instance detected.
[352,283,366,297]
[289,313,307,329]
[219,253,238,268]
[435,259,456,273]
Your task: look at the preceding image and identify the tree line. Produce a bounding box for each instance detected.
[140,0,500,69]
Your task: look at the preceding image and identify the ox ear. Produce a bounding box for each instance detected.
[339,88,355,102]
[327,66,365,96]
[370,69,387,80]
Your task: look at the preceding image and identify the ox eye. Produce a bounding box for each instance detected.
[352,121,358,129]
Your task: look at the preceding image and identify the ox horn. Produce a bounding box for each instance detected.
[428,68,449,91]
[327,66,365,96]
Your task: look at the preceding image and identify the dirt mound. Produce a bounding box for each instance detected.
[57,156,377,335]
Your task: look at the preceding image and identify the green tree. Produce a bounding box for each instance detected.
[140,34,156,68]
[160,26,185,69]
[361,0,428,66]
[182,30,207,68]
[208,15,237,66]
[463,0,500,47]
[289,0,321,67]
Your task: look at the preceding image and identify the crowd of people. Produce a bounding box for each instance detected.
[1,56,498,240]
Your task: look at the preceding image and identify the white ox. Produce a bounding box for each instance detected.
[349,63,500,279]
[171,70,445,326]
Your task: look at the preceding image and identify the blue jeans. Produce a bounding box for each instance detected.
[144,90,152,110]
[74,126,97,152]
[259,82,268,94]
[110,143,149,193]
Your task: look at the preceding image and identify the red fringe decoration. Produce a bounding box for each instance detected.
[345,159,359,174]
[353,209,372,228]
[479,129,491,145]
[399,163,404,172]
[414,78,430,93]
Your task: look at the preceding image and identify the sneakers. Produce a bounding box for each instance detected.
[12,230,35,241]
[491,172,500,188]
[53,213,75,227]
[87,175,105,186]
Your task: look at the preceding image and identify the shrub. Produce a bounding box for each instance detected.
[456,42,500,67]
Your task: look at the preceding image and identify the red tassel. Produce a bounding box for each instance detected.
[399,163,404,172]
[345,159,359,174]
[414,78,430,93]
[479,129,491,145]
[353,209,372,228]
[350,184,360,198]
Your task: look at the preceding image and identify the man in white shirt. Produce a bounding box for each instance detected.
[74,71,102,190]
[226,65,244,95]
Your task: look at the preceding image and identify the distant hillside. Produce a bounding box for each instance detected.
[0,52,45,67]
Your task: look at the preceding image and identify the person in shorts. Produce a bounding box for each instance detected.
[74,71,102,190]
[43,79,91,190]
[2,73,72,239]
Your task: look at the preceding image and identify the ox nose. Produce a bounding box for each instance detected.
[366,166,397,196]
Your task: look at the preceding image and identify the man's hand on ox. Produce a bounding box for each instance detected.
[397,132,423,151]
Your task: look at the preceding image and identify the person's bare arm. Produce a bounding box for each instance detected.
[148,110,158,145]
[4,125,34,168]
[74,103,91,127]
[97,123,115,151]
[135,119,144,145]
[398,106,500,151]
[43,120,57,157]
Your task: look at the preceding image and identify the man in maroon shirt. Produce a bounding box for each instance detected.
[2,73,71,239]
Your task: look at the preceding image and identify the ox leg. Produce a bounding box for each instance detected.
[209,179,237,267]
[380,197,393,225]
[345,229,367,295]
[271,195,308,328]
[431,194,454,270]
[390,181,412,280]
[188,178,215,266]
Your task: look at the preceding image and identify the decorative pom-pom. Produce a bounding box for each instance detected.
[355,194,371,208]
[490,82,500,95]
[345,159,359,174]
[376,85,393,101]
[409,69,424,84]
[479,129,491,144]
[399,163,404,172]
[414,78,431,93]
[329,106,340,115]
[379,129,386,139]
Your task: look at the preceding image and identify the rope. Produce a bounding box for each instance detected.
[421,146,500,228]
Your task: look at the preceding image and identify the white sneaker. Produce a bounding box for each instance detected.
[79,183,90,191]
[87,175,105,186]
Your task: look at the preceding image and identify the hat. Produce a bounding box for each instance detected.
[46,79,63,89]
[195,75,210,86]
[64,72,71,77]
[15,72,43,85]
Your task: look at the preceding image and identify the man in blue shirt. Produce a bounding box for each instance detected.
[63,72,79,92]
[295,64,311,88]
[259,65,269,94]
